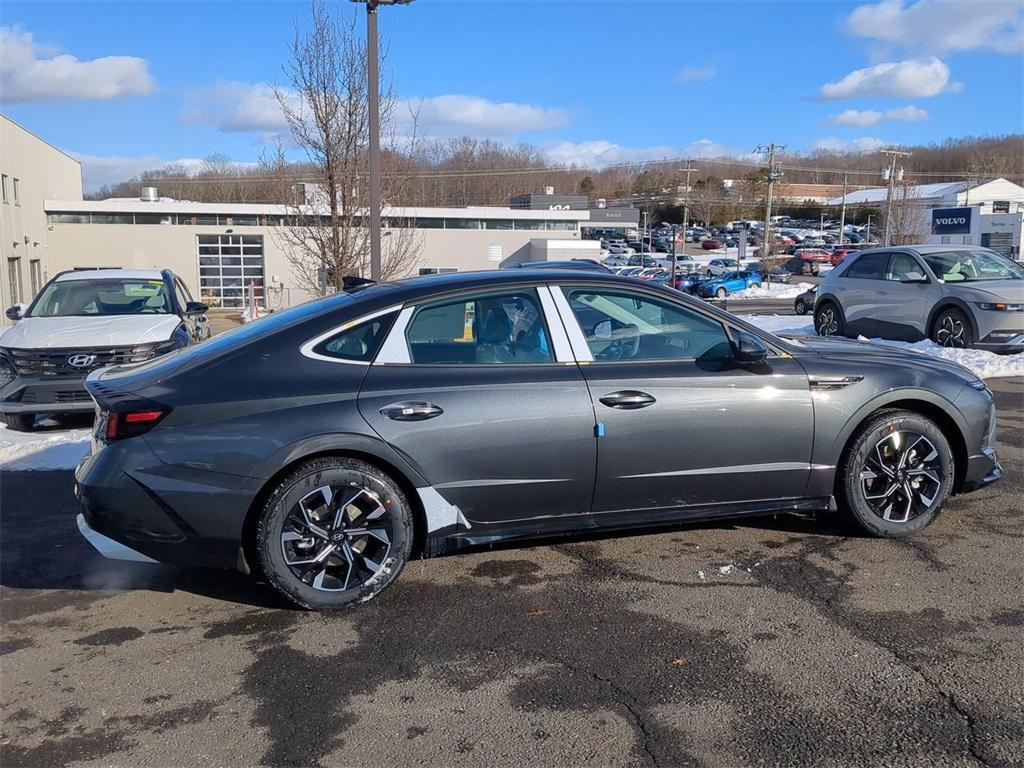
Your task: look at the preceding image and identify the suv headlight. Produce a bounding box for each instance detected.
[976,302,1023,312]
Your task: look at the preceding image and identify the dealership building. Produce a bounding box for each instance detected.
[1,116,625,320]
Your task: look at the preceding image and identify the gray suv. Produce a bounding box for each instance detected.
[815,245,1024,353]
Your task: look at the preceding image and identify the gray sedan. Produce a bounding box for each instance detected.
[814,245,1024,352]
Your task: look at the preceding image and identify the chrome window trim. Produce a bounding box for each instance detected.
[536,285,576,364]
[548,285,595,362]
[374,305,414,364]
[299,304,403,365]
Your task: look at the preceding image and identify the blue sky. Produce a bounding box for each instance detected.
[2,0,1022,190]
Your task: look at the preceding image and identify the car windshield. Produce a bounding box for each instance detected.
[922,250,1024,282]
[28,278,174,317]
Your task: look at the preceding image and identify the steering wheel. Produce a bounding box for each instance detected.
[594,323,641,360]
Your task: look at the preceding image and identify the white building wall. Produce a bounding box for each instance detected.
[0,116,82,323]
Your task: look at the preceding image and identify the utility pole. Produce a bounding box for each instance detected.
[881,148,911,247]
[838,170,848,246]
[755,142,785,275]
[672,160,695,287]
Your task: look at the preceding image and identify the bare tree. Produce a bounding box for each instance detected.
[270,0,420,295]
[888,181,929,245]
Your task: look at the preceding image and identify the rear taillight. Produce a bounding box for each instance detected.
[105,409,169,441]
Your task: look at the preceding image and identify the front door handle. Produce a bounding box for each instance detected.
[599,390,656,410]
[379,401,444,421]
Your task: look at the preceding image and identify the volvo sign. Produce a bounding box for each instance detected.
[931,207,973,235]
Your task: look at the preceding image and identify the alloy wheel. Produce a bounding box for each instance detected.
[816,306,839,336]
[935,314,967,348]
[860,431,942,523]
[280,484,392,592]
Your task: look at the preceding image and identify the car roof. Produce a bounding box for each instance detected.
[55,268,165,282]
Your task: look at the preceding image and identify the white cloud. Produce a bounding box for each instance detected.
[541,138,738,168]
[181,82,290,133]
[819,57,956,99]
[0,26,155,103]
[69,153,205,192]
[810,137,888,153]
[675,67,716,83]
[827,105,928,125]
[407,94,569,137]
[846,0,1024,55]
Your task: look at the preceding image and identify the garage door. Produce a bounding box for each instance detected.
[197,234,264,308]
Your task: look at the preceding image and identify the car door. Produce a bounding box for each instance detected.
[835,251,890,335]
[358,285,597,527]
[883,251,942,340]
[551,283,814,514]
[174,276,209,342]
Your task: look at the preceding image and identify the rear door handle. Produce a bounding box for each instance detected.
[379,401,444,421]
[599,390,656,410]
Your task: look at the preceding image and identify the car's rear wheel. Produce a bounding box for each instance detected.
[794,298,808,315]
[837,410,954,537]
[931,308,973,349]
[814,301,843,337]
[1,414,34,432]
[716,287,727,298]
[256,457,413,610]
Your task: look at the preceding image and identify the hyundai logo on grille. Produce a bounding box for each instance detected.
[67,354,97,368]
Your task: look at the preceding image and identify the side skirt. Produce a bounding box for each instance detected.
[423,496,832,556]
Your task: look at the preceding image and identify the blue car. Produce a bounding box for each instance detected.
[697,270,762,298]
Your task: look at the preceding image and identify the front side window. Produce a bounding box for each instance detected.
[844,252,889,280]
[886,253,926,281]
[921,249,1024,282]
[565,288,732,362]
[28,278,173,317]
[314,313,397,362]
[405,290,553,364]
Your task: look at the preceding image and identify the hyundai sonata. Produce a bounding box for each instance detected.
[75,270,1002,610]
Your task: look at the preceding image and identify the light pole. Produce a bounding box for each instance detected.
[352,0,414,281]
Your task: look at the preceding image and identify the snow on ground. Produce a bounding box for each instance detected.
[738,314,1024,380]
[731,281,813,300]
[0,422,90,471]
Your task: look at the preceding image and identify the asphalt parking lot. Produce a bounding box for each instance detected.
[1,378,1022,768]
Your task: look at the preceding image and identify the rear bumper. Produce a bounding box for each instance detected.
[1,375,94,414]
[76,513,157,563]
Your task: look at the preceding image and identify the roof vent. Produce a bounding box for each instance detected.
[544,186,555,195]
[596,198,607,209]
[140,187,159,202]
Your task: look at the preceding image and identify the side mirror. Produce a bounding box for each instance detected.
[5,305,23,321]
[733,332,768,364]
[185,301,209,315]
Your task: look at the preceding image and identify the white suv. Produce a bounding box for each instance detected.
[0,269,210,431]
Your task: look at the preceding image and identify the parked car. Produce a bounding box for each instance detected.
[746,262,793,284]
[697,270,762,298]
[702,238,726,250]
[627,255,660,268]
[814,245,1024,352]
[706,258,740,277]
[606,242,635,256]
[637,268,668,281]
[829,248,860,266]
[790,249,833,276]
[1,269,210,432]
[502,260,612,273]
[74,269,1002,610]
[793,285,817,315]
[603,254,630,267]
[674,272,707,293]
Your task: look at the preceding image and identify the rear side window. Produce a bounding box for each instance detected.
[886,253,926,281]
[844,253,888,279]
[313,312,397,362]
[405,290,553,364]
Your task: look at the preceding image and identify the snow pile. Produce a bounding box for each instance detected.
[0,425,91,470]
[731,282,813,300]
[737,314,1024,380]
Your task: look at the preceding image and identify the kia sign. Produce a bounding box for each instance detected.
[932,207,973,235]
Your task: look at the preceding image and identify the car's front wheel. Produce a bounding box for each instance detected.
[836,409,954,537]
[931,307,973,349]
[815,301,844,336]
[716,287,727,298]
[794,298,808,315]
[256,457,413,610]
[1,413,34,432]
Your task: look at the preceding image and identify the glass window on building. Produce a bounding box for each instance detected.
[514,219,546,230]
[546,221,577,231]
[410,218,444,229]
[1,175,8,204]
[197,234,264,308]
[484,219,513,230]
[12,178,19,205]
[47,212,91,224]
[7,258,23,304]
[135,212,175,225]
[29,260,42,298]
[91,213,134,224]
[445,218,481,229]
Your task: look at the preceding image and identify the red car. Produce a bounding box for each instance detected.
[830,248,859,266]
[793,249,832,275]
[701,238,725,250]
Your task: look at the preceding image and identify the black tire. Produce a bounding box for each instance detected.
[256,457,414,611]
[930,307,974,349]
[814,301,844,337]
[794,298,807,315]
[716,287,727,298]
[836,409,954,538]
[2,413,35,432]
